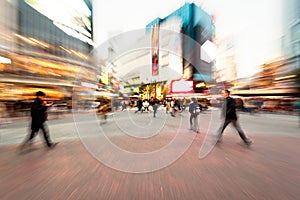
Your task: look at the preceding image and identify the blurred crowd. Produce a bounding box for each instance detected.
[0,95,299,126]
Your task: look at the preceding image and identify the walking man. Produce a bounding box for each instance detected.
[216,90,253,145]
[20,91,58,149]
[135,98,143,113]
[181,97,187,112]
[189,98,200,133]
[152,98,159,118]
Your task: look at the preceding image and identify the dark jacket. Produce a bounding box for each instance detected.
[31,98,48,129]
[137,99,143,108]
[222,97,237,120]
[152,99,159,109]
[189,102,200,115]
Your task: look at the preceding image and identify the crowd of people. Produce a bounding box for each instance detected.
[96,91,254,145]
[1,89,299,149]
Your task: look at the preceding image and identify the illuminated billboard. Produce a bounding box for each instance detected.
[151,24,159,76]
[160,16,183,77]
[170,79,194,94]
[25,0,92,44]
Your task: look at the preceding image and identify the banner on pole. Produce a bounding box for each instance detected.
[151,25,159,76]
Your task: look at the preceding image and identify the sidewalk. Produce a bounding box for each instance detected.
[0,131,299,199]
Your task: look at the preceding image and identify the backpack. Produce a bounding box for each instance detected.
[194,106,201,115]
[189,103,201,115]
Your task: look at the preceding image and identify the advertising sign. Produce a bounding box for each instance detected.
[170,79,194,94]
[151,24,159,76]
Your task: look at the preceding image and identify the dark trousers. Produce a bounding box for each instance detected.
[135,106,142,113]
[190,113,198,131]
[217,119,248,141]
[190,113,196,125]
[26,123,52,147]
[153,105,158,117]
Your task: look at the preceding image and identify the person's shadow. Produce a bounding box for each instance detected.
[17,146,40,155]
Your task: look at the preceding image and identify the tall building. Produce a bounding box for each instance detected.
[146,3,215,83]
[282,0,300,59]
[100,3,214,98]
[0,0,94,101]
[17,0,93,62]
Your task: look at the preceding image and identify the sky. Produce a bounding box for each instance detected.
[93,0,188,45]
[92,0,283,78]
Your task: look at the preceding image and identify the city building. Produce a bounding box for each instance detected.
[282,0,300,60]
[114,3,215,99]
[146,2,215,83]
[0,0,95,102]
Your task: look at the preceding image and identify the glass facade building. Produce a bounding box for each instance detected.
[282,0,300,59]
[0,0,94,102]
[17,0,93,62]
[146,3,215,83]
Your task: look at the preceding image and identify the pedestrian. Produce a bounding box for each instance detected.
[135,98,143,113]
[216,90,253,145]
[121,100,127,111]
[181,97,187,112]
[294,99,300,127]
[0,102,9,127]
[166,99,171,114]
[98,103,110,124]
[20,91,58,149]
[189,97,200,133]
[175,98,181,112]
[152,98,159,118]
[170,98,176,117]
[143,100,150,112]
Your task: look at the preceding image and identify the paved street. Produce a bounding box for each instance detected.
[0,109,300,199]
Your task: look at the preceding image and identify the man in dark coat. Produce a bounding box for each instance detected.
[20,91,57,149]
[216,90,253,145]
[151,98,159,118]
[135,98,143,113]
